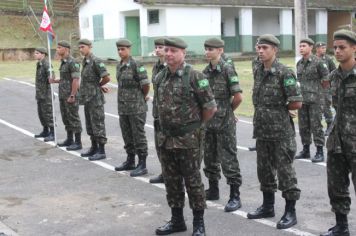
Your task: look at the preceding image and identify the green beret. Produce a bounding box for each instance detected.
[116,39,132,47]
[300,38,315,46]
[315,42,326,47]
[204,37,225,48]
[57,40,71,49]
[333,29,356,44]
[257,34,280,47]
[164,37,187,49]
[78,39,92,46]
[154,38,165,46]
[35,47,48,55]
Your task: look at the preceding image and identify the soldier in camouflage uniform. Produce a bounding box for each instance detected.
[315,42,337,133]
[114,39,150,177]
[295,38,329,163]
[149,38,167,184]
[320,30,356,236]
[155,37,217,236]
[34,47,55,142]
[202,38,243,213]
[50,40,82,150]
[78,39,111,161]
[246,34,302,230]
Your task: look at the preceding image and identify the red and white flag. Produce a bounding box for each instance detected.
[39,5,55,38]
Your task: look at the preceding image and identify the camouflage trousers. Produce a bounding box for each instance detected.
[203,125,242,186]
[84,99,107,145]
[154,118,161,162]
[119,112,148,156]
[59,99,82,133]
[321,90,333,124]
[160,147,206,210]
[37,98,53,128]
[256,138,301,200]
[327,151,356,215]
[298,103,325,146]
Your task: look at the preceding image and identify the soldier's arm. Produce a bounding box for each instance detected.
[226,64,243,111]
[95,59,111,93]
[283,69,303,111]
[318,60,330,88]
[136,63,150,100]
[67,61,81,103]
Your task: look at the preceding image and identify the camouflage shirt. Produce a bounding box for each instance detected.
[79,53,109,105]
[116,56,150,115]
[252,56,262,74]
[35,58,51,100]
[327,65,356,153]
[221,53,236,71]
[253,59,302,140]
[202,58,242,130]
[152,59,167,119]
[296,55,329,104]
[156,63,217,149]
[58,56,81,99]
[319,54,337,73]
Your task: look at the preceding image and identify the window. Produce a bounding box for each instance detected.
[93,14,104,41]
[148,10,159,24]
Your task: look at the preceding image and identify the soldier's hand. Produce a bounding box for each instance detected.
[322,80,330,89]
[101,86,109,93]
[234,115,239,123]
[49,77,57,84]
[67,95,75,104]
[289,110,298,118]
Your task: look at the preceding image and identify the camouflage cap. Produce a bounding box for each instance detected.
[300,38,315,46]
[116,39,132,47]
[333,29,356,44]
[204,37,225,48]
[164,37,187,49]
[154,38,165,46]
[57,40,71,49]
[78,38,92,46]
[315,42,326,47]
[35,47,48,55]
[257,34,280,47]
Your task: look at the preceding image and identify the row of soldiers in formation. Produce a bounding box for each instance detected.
[32,29,356,236]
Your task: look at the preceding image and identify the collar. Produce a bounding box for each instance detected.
[83,53,93,64]
[168,62,186,77]
[263,59,278,75]
[208,59,223,72]
[120,56,133,67]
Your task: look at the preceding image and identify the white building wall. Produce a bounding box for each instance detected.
[252,8,280,36]
[79,0,142,40]
[146,8,167,37]
[165,7,221,36]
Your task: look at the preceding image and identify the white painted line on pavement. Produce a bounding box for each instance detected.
[297,159,327,167]
[0,117,317,236]
[0,221,19,236]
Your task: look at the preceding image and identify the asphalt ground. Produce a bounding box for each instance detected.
[0,77,355,236]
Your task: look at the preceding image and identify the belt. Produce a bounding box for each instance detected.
[162,122,201,137]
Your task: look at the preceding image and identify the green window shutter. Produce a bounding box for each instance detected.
[93,14,104,41]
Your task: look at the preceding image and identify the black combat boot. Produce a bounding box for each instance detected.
[43,127,55,142]
[150,174,164,184]
[205,180,219,200]
[295,144,310,159]
[192,209,205,236]
[89,143,106,161]
[320,213,350,236]
[224,184,242,212]
[66,132,82,151]
[81,138,98,157]
[57,131,74,147]
[34,126,49,138]
[312,146,324,163]
[156,208,187,235]
[276,200,297,229]
[130,154,148,177]
[115,153,136,171]
[247,192,275,219]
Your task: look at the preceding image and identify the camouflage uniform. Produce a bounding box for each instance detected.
[221,53,236,71]
[156,63,217,210]
[202,58,242,186]
[58,56,82,133]
[296,55,329,147]
[117,56,149,156]
[319,55,336,125]
[152,59,166,159]
[35,57,53,128]
[326,65,356,215]
[79,53,108,144]
[253,59,302,200]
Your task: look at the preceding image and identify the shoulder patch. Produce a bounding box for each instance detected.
[230,76,239,83]
[75,63,80,68]
[99,62,105,68]
[138,66,146,72]
[198,79,209,89]
[284,77,296,87]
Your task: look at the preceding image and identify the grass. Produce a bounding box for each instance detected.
[0,57,298,117]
